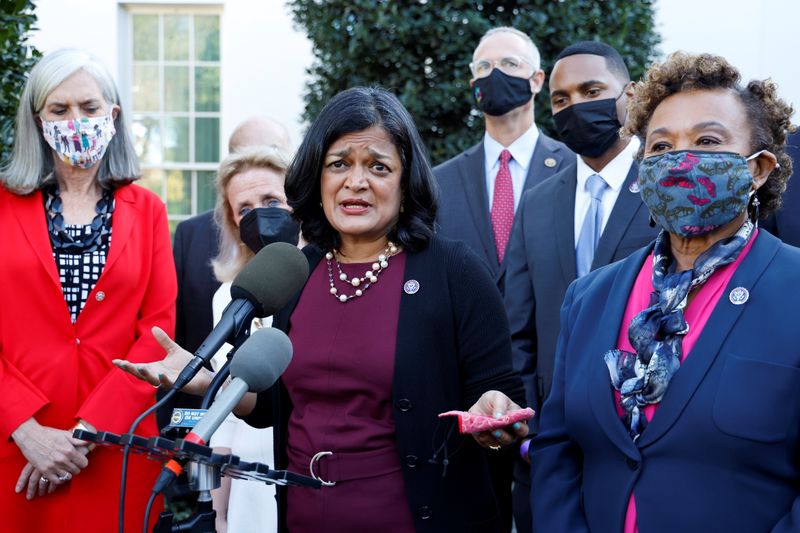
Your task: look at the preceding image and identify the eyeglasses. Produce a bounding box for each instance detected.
[469,56,534,78]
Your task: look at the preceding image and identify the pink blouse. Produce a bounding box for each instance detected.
[615,230,758,533]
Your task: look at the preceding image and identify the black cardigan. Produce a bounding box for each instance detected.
[245,235,525,532]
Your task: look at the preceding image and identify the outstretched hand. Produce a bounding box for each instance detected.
[112,326,213,396]
[468,390,529,450]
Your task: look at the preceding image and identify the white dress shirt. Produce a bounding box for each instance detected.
[573,137,640,246]
[483,123,540,211]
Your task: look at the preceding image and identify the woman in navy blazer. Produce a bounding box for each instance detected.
[532,52,799,532]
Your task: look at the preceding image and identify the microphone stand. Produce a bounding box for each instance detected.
[155,338,239,532]
[152,460,219,533]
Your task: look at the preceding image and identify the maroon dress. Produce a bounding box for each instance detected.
[283,253,416,532]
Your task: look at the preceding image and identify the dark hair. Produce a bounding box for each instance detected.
[286,86,438,252]
[555,41,630,84]
[623,52,795,219]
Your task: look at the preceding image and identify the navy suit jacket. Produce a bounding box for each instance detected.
[434,131,575,289]
[763,131,800,246]
[504,161,658,417]
[172,210,221,352]
[532,230,800,533]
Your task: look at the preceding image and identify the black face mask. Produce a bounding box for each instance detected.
[239,207,300,253]
[472,69,533,117]
[552,95,624,158]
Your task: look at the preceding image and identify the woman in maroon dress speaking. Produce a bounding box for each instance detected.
[119,86,528,532]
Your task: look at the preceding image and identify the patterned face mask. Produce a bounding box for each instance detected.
[638,150,760,237]
[41,115,116,169]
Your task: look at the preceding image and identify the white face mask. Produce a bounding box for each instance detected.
[41,115,116,169]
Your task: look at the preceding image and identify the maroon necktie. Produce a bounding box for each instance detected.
[491,149,514,264]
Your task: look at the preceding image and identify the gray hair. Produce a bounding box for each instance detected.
[475,27,542,71]
[212,146,292,283]
[1,48,140,195]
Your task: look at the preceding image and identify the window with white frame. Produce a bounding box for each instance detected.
[128,7,221,233]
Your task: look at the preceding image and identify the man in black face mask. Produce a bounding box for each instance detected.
[435,27,575,533]
[434,27,574,292]
[503,40,659,525]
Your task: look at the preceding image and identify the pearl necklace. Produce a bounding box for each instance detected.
[326,241,399,303]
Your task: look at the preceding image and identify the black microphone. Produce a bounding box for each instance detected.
[184,327,293,445]
[171,241,308,391]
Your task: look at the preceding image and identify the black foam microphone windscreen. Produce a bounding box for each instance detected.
[231,241,310,316]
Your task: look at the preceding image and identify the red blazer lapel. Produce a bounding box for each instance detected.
[12,190,62,291]
[104,184,137,273]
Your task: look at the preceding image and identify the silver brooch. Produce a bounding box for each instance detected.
[403,279,420,295]
[628,181,641,194]
[729,287,749,305]
[544,157,557,168]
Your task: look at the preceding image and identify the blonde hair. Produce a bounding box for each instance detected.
[1,48,140,194]
[211,146,292,282]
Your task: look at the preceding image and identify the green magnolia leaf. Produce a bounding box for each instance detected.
[0,0,40,167]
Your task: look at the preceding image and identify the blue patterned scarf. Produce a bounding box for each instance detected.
[604,220,754,440]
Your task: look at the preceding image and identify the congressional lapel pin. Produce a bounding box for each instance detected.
[628,181,641,194]
[544,157,557,168]
[403,279,420,295]
[729,287,749,305]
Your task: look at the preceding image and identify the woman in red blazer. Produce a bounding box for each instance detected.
[0,49,176,532]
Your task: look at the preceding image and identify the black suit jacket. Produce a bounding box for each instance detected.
[245,236,526,533]
[434,132,575,289]
[504,161,659,420]
[762,131,800,246]
[173,210,221,352]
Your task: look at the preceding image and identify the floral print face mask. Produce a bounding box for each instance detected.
[637,150,760,237]
[41,114,116,169]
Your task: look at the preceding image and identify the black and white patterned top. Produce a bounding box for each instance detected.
[53,225,111,323]
[44,184,114,323]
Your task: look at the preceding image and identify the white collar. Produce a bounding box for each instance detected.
[483,123,540,170]
[576,136,640,192]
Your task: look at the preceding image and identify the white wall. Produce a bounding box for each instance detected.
[219,1,312,151]
[28,0,314,152]
[29,0,121,75]
[655,0,799,112]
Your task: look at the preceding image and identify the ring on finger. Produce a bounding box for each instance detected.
[39,476,49,484]
[57,473,71,482]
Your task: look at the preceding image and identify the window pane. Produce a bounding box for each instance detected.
[131,116,161,164]
[132,65,159,112]
[133,14,159,61]
[163,14,190,61]
[197,170,217,213]
[165,66,189,112]
[195,117,219,163]
[194,15,220,61]
[139,168,165,198]
[194,66,220,112]
[164,117,190,162]
[166,169,192,215]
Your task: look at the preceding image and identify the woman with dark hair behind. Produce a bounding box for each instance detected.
[531,52,798,533]
[117,86,529,532]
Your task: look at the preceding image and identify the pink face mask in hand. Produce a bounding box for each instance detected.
[438,407,535,434]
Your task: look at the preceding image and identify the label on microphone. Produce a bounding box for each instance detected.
[169,408,208,428]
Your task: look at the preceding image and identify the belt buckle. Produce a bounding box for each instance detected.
[309,451,336,487]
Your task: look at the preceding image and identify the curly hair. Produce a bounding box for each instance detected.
[623,51,796,218]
